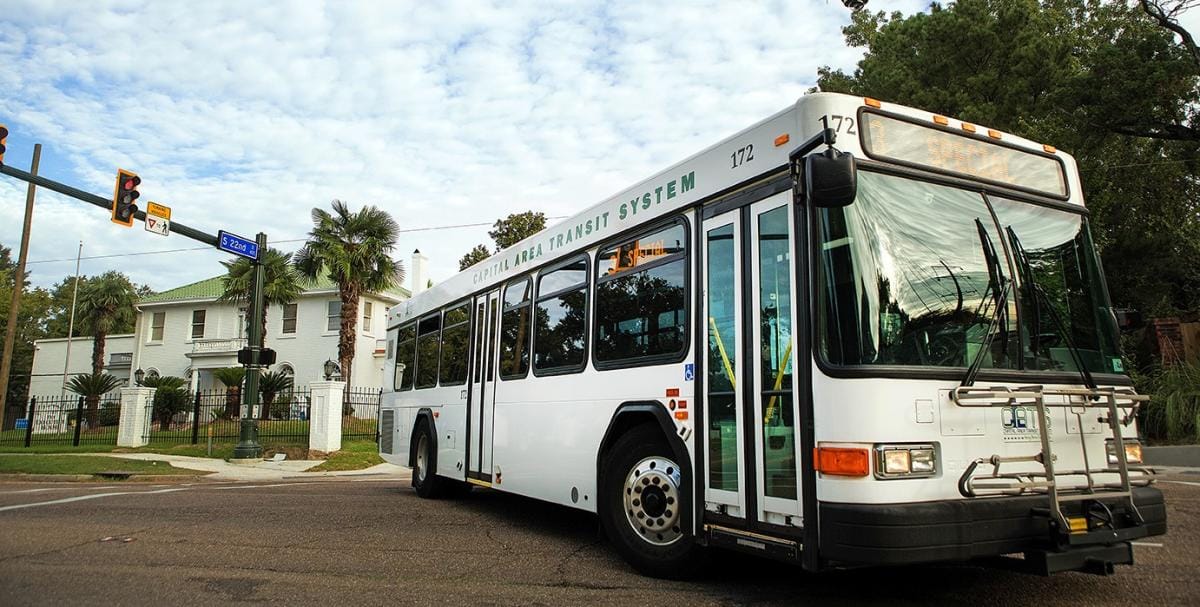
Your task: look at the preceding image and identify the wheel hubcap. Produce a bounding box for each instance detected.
[622,456,683,546]
[416,434,428,483]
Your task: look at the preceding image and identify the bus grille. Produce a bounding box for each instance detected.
[380,410,395,454]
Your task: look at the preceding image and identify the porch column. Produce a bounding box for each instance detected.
[308,380,345,454]
[117,387,155,447]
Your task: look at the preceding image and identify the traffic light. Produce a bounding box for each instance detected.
[0,124,8,165]
[112,169,140,227]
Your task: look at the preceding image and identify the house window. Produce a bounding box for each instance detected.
[150,312,165,342]
[327,300,341,332]
[282,303,298,334]
[236,307,247,338]
[363,301,373,333]
[191,310,206,339]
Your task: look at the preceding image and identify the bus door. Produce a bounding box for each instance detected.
[702,191,803,530]
[467,289,500,483]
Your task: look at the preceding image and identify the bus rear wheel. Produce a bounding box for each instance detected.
[412,420,449,499]
[600,423,701,578]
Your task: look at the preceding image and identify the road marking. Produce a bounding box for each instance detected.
[1131,542,1164,548]
[214,483,307,490]
[0,487,189,513]
[1160,480,1200,487]
[0,485,121,495]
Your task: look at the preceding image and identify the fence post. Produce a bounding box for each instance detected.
[23,396,35,447]
[117,387,154,448]
[191,391,202,445]
[308,380,345,454]
[73,396,85,446]
[376,388,382,443]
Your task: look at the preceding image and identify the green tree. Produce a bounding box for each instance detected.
[218,247,302,347]
[458,244,491,271]
[0,244,52,404]
[258,369,294,420]
[213,366,246,418]
[45,275,152,338]
[295,200,403,383]
[76,271,139,376]
[142,374,188,432]
[65,372,122,428]
[814,0,1200,315]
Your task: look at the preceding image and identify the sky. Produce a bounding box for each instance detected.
[1,0,1193,295]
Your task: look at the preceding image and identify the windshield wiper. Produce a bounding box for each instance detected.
[961,219,1009,387]
[1005,226,1097,390]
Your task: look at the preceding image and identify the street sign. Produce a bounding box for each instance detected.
[218,230,258,260]
[145,215,169,236]
[147,201,171,219]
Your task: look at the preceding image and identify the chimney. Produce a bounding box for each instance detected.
[411,249,428,295]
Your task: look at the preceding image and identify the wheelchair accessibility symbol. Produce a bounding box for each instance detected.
[684,363,695,381]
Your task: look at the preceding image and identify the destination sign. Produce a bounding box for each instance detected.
[860,112,1068,198]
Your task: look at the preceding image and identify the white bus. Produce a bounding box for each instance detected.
[379,92,1165,578]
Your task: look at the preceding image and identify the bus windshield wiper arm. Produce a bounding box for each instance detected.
[961,219,1009,387]
[1005,226,1097,390]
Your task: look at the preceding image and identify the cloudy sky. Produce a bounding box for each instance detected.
[6,0,1174,295]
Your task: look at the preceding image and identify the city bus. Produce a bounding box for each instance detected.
[378,92,1165,578]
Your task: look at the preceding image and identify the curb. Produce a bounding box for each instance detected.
[0,473,213,483]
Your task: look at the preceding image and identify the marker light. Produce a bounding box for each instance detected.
[1043,144,1057,153]
[874,444,937,479]
[1106,439,1143,465]
[987,129,1002,139]
[932,115,949,126]
[961,123,977,133]
[774,133,790,147]
[815,446,870,477]
[864,97,882,108]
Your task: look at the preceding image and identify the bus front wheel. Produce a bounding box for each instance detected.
[600,423,701,578]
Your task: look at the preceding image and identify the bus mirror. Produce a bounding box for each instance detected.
[806,148,858,207]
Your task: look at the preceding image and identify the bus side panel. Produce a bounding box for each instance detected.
[490,365,696,513]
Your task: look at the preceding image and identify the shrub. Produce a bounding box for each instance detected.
[1139,362,1200,444]
[98,401,121,426]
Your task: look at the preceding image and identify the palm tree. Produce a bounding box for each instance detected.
[295,200,403,383]
[258,370,294,420]
[218,247,302,347]
[76,271,138,376]
[212,367,246,418]
[142,375,188,431]
[65,372,122,428]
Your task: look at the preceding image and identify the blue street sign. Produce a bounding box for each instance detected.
[217,230,259,260]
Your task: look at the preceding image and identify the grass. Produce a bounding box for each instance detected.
[308,440,384,472]
[0,455,209,476]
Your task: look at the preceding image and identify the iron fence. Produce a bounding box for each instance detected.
[0,393,122,447]
[143,388,312,446]
[342,387,381,442]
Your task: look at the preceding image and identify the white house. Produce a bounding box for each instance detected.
[30,251,428,396]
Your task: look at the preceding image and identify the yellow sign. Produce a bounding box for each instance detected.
[147,202,171,220]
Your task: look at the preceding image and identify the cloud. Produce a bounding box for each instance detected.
[0,0,929,292]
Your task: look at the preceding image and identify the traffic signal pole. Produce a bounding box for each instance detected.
[0,145,40,430]
[1,157,267,459]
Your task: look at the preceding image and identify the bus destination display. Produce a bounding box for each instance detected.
[860,112,1068,198]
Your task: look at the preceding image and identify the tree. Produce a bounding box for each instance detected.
[65,372,122,428]
[258,369,294,420]
[458,244,491,271]
[0,248,51,404]
[815,0,1200,315]
[142,375,188,431]
[459,211,548,270]
[45,275,152,338]
[213,366,246,418]
[295,200,403,384]
[76,271,138,376]
[218,247,302,346]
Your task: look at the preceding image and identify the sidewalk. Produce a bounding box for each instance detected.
[106,453,411,482]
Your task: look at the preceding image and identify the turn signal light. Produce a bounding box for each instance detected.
[814,446,870,477]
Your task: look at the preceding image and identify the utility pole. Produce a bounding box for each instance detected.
[233,232,267,459]
[61,241,83,396]
[0,144,41,430]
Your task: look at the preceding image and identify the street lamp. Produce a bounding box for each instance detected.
[134,368,145,386]
[323,359,341,381]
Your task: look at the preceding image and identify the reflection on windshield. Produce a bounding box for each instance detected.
[816,171,1120,375]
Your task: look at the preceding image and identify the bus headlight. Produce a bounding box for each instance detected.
[1106,439,1143,465]
[874,444,937,479]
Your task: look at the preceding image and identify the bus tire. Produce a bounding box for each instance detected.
[412,420,449,499]
[600,423,701,578]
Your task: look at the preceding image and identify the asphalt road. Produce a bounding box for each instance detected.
[0,474,1197,606]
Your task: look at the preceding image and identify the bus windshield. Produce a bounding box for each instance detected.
[816,170,1123,376]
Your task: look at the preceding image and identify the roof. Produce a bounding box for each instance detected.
[140,275,410,305]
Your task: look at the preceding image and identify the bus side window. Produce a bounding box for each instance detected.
[439,302,471,386]
[499,277,532,379]
[534,255,588,374]
[394,322,416,391]
[415,313,441,389]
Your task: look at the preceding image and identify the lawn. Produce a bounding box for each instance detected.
[0,455,209,476]
[308,440,385,471]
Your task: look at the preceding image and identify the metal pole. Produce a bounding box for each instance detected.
[233,233,266,459]
[0,144,41,431]
[61,241,83,396]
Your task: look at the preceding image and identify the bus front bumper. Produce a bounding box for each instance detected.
[817,486,1166,570]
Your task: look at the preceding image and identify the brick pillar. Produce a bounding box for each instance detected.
[117,387,155,447]
[1150,317,1184,366]
[308,381,345,454]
